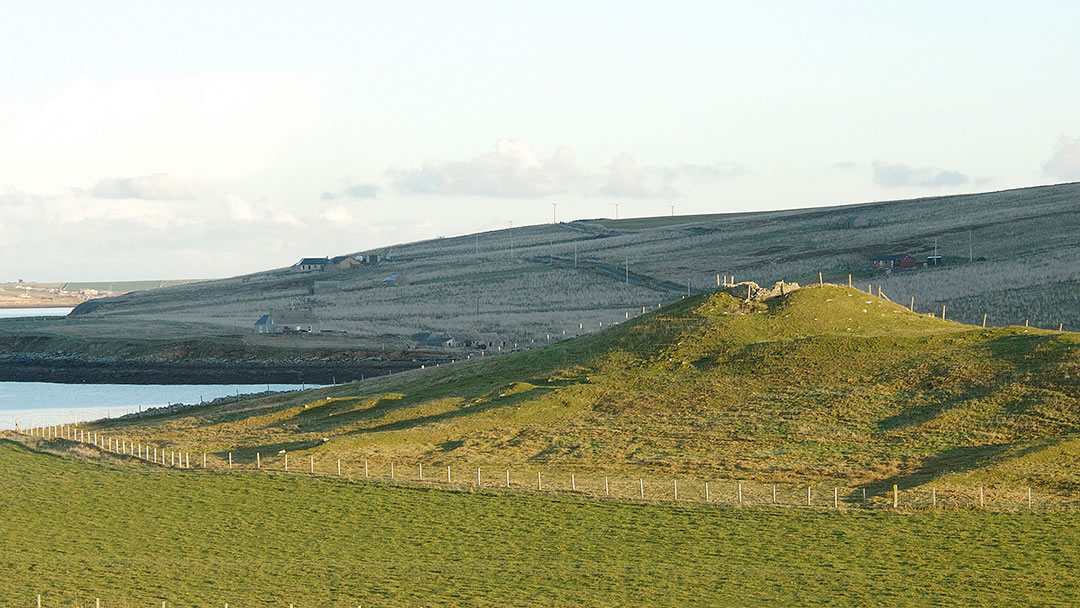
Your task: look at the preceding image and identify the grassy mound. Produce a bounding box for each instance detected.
[92,285,1080,494]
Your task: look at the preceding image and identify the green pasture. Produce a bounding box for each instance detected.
[3,440,1078,607]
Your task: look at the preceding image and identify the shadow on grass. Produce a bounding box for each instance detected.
[342,388,557,437]
[868,441,1055,496]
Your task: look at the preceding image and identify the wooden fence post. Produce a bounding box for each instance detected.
[640,478,644,499]
[310,456,314,474]
[506,469,510,487]
[738,482,742,506]
[910,296,914,311]
[818,271,823,286]
[284,454,288,471]
[228,452,232,469]
[942,304,946,321]
[893,484,898,509]
[605,477,610,496]
[983,313,987,328]
[848,273,852,287]
[257,452,260,469]
[834,487,838,509]
[390,462,394,480]
[365,460,369,478]
[477,467,481,487]
[773,484,777,504]
[932,488,936,507]
[419,463,423,481]
[537,471,542,490]
[338,459,341,476]
[673,479,678,500]
[571,474,576,491]
[807,486,811,506]
[704,482,709,502]
[203,453,206,468]
[447,465,451,483]
[1028,487,1032,509]
[980,486,984,508]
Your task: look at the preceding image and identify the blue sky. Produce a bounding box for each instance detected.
[2,1,1079,280]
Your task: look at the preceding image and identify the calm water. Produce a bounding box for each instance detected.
[0,307,73,319]
[0,382,316,430]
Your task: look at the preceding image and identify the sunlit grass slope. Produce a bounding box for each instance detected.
[95,285,1080,494]
[4,440,1079,607]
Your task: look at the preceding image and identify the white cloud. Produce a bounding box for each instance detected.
[872,160,970,188]
[389,139,583,197]
[91,173,192,200]
[600,155,749,198]
[225,195,255,222]
[601,153,655,198]
[321,182,379,200]
[321,204,353,223]
[0,73,331,191]
[271,209,303,227]
[1043,135,1080,181]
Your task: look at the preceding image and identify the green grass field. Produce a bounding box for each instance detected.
[3,439,1079,607]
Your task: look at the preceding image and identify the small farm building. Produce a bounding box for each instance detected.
[871,254,917,270]
[254,310,320,334]
[293,257,329,272]
[330,255,364,270]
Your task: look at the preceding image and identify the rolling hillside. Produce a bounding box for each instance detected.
[88,284,1080,497]
[2,182,1079,376]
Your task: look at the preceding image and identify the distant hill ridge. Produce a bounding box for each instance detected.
[13,181,1080,366]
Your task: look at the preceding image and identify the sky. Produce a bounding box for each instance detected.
[3,1,1079,281]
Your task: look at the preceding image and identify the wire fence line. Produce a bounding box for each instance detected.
[10,425,1077,513]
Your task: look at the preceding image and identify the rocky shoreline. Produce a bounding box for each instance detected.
[0,355,435,385]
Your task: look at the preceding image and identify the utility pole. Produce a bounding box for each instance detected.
[552,202,558,224]
[670,204,675,217]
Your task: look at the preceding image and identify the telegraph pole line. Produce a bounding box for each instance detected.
[670,204,675,217]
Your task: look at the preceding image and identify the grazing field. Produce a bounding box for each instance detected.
[3,440,1079,607]
[3,183,1079,365]
[84,286,1080,500]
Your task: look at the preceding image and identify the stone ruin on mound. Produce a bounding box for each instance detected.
[717,280,800,302]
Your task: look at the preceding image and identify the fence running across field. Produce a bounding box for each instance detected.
[10,423,1076,512]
